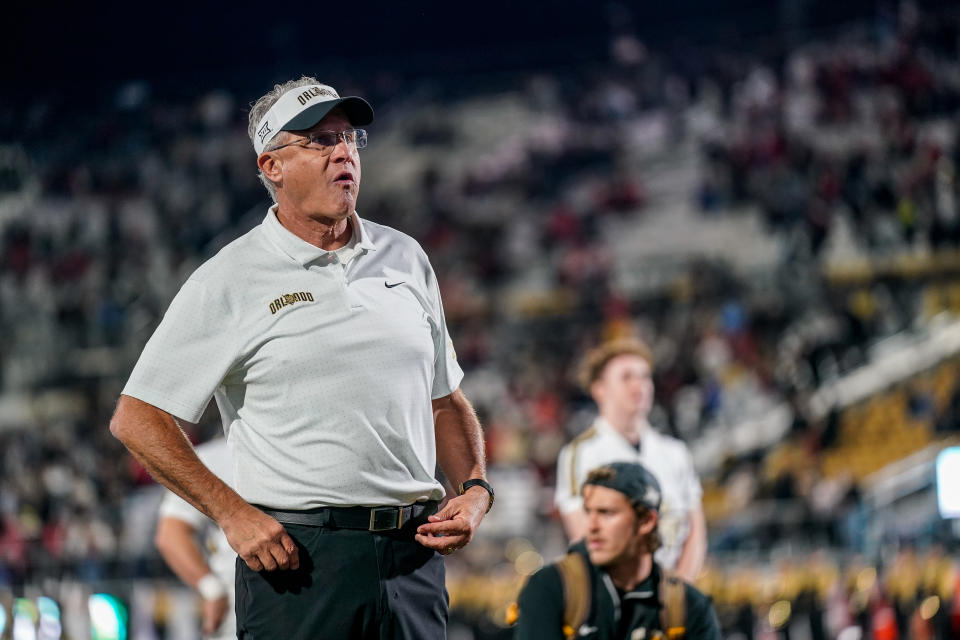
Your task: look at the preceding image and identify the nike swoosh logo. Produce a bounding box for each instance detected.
[384,281,405,288]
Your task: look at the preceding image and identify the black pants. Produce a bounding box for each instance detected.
[235,523,447,639]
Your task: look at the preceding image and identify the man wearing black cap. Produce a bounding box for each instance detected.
[514,462,720,639]
[110,76,492,639]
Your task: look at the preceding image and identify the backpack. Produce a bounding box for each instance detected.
[517,552,686,640]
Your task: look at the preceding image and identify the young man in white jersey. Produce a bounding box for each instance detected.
[555,339,706,581]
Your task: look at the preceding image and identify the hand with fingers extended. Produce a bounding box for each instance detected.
[221,504,300,571]
[414,486,489,555]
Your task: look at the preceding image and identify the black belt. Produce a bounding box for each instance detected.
[258,501,439,532]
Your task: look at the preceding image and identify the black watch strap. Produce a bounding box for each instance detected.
[459,478,495,513]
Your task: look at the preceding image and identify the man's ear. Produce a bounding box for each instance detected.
[590,379,605,405]
[258,152,283,185]
[637,510,658,536]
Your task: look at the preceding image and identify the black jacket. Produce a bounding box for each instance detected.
[514,542,721,640]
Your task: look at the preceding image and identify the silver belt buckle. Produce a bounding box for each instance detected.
[369,506,403,531]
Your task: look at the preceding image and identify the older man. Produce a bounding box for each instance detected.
[110,76,493,639]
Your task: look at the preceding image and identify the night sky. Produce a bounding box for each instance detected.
[4,0,949,101]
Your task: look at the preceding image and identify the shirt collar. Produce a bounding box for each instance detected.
[594,416,650,449]
[620,563,660,600]
[262,205,377,266]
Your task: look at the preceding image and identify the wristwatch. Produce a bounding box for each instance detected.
[458,478,495,513]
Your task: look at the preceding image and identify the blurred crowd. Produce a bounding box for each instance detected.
[2,3,960,639]
[446,545,960,639]
[696,11,960,260]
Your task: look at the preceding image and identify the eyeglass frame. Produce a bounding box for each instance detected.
[265,128,368,155]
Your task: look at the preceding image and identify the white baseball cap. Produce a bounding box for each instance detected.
[253,83,374,154]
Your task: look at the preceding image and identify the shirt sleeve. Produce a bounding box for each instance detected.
[554,444,584,515]
[420,254,464,399]
[514,566,567,640]
[122,278,240,422]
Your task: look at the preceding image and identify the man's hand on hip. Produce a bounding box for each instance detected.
[221,504,299,571]
[414,486,488,555]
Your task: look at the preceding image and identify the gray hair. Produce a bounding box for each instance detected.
[248,75,323,202]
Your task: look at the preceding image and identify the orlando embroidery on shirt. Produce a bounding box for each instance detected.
[269,292,315,314]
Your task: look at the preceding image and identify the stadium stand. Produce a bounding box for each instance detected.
[1,3,960,638]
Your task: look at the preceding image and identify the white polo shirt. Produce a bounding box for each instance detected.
[124,207,463,509]
[158,438,235,640]
[554,418,703,570]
